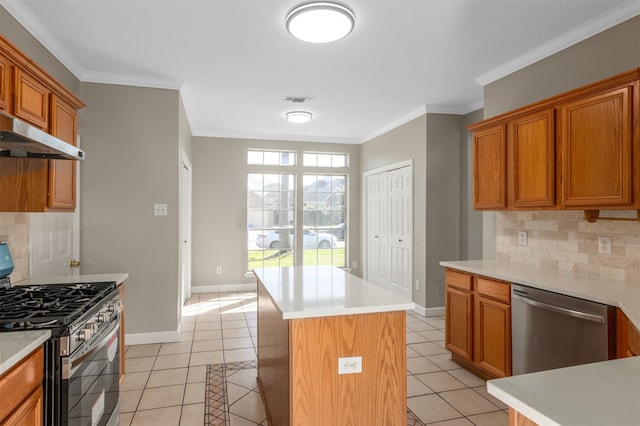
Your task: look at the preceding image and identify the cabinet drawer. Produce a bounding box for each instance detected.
[445,270,473,291]
[477,278,510,303]
[0,347,44,421]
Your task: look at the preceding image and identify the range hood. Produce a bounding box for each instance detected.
[0,111,85,160]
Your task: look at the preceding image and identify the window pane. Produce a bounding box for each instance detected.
[248,173,296,270]
[332,154,346,168]
[317,154,332,167]
[303,153,316,167]
[248,150,295,166]
[302,174,346,267]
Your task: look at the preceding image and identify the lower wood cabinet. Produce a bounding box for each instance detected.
[616,308,640,358]
[0,347,44,426]
[445,269,511,379]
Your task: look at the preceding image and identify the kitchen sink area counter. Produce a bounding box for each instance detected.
[0,330,50,375]
[254,266,414,426]
[488,356,640,426]
[439,259,640,329]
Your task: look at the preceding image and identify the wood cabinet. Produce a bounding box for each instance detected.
[0,35,84,212]
[473,125,507,209]
[445,269,511,379]
[48,95,77,210]
[562,85,634,207]
[0,347,44,426]
[468,68,639,212]
[616,308,640,358]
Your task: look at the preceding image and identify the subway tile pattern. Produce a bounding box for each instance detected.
[120,291,508,425]
[0,213,29,282]
[497,210,640,282]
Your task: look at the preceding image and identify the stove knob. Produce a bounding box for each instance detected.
[78,327,92,341]
[97,312,108,323]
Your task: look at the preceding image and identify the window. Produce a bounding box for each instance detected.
[303,152,347,168]
[248,150,295,166]
[247,173,295,270]
[248,150,348,270]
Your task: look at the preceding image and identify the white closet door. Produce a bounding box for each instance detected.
[366,172,389,288]
[387,167,412,299]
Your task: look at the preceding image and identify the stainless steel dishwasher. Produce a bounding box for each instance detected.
[511,283,614,375]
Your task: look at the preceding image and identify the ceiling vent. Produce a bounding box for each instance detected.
[285,96,314,103]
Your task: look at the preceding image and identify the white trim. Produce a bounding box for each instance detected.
[413,305,427,317]
[81,71,184,90]
[359,106,426,144]
[125,329,181,345]
[425,306,445,317]
[193,129,358,145]
[192,283,257,293]
[475,3,640,86]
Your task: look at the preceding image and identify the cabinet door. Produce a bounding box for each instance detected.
[0,54,13,112]
[445,285,473,361]
[473,124,507,209]
[1,387,42,426]
[509,109,556,208]
[14,69,50,130]
[48,95,77,210]
[475,295,511,378]
[616,309,640,358]
[561,86,633,207]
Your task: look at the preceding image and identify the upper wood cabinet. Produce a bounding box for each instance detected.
[469,68,639,212]
[508,109,556,208]
[48,95,77,210]
[473,124,507,209]
[0,35,84,212]
[562,86,633,208]
[14,68,50,130]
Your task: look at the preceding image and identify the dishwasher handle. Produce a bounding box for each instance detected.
[511,293,606,323]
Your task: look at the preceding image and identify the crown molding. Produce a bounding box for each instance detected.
[359,106,427,144]
[81,71,184,90]
[194,129,359,145]
[476,3,640,86]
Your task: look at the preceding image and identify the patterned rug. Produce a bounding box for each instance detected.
[205,362,426,426]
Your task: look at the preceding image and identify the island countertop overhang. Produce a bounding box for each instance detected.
[253,266,415,320]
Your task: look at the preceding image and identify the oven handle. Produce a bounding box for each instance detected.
[65,317,119,377]
[512,293,605,323]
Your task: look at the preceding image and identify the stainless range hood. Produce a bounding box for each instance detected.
[0,111,85,160]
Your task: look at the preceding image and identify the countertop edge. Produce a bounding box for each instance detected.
[487,381,560,426]
[0,330,51,376]
[281,302,416,319]
[440,260,639,329]
[15,273,129,286]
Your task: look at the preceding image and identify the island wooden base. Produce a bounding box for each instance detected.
[509,408,539,426]
[257,281,407,426]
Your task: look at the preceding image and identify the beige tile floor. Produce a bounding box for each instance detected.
[118,291,509,426]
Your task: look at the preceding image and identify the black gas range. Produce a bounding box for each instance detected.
[0,242,121,426]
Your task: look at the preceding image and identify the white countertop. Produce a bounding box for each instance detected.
[0,330,50,376]
[253,266,415,319]
[440,260,640,329]
[15,273,129,286]
[488,357,640,426]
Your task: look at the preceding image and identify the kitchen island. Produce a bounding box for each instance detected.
[253,266,414,426]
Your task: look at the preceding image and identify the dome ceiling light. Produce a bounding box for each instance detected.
[286,111,313,123]
[286,2,355,43]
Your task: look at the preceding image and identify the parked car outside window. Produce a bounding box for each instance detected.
[256,230,337,249]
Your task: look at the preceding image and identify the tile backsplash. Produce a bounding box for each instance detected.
[497,210,640,282]
[0,213,29,282]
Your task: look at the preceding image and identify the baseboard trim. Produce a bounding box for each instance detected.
[192,283,257,293]
[425,306,445,317]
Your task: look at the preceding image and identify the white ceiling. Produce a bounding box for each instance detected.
[2,0,638,144]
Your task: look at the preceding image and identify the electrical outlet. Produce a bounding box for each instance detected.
[154,203,168,216]
[338,356,362,375]
[598,236,612,255]
[415,280,420,291]
[352,261,358,270]
[216,266,222,274]
[518,231,528,246]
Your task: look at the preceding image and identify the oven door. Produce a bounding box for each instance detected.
[64,317,120,426]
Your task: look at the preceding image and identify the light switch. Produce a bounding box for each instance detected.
[154,203,168,216]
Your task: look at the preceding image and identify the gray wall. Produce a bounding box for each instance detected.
[485,16,640,118]
[360,113,466,309]
[191,137,361,287]
[78,83,183,336]
[460,109,484,260]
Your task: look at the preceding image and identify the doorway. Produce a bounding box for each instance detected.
[179,147,193,316]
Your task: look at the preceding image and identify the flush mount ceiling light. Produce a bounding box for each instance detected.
[286,2,355,43]
[286,111,313,123]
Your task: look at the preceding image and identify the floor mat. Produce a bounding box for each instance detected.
[205,361,426,426]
